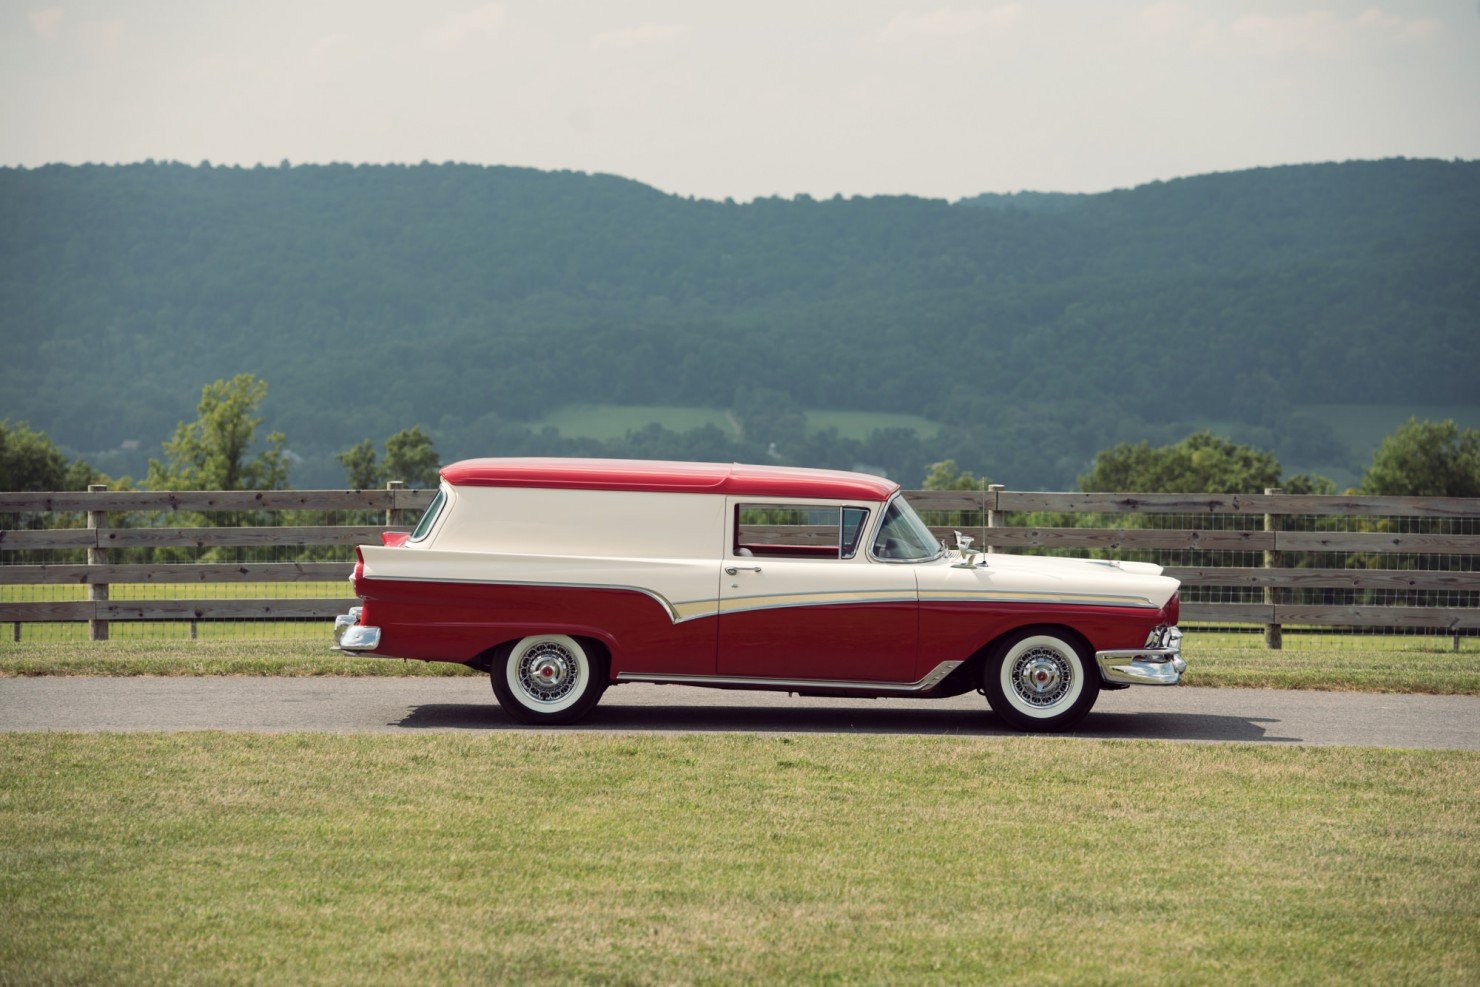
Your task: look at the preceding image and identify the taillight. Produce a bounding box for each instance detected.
[1165,591,1181,626]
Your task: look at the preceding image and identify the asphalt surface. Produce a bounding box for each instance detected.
[1,677,1477,748]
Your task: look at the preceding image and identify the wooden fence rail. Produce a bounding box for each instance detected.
[2,485,1477,645]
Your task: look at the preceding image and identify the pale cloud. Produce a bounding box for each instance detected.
[1,1,1475,201]
[77,18,122,52]
[1229,11,1347,56]
[1136,2,1196,40]
[874,5,1023,44]
[1226,7,1442,57]
[182,52,256,82]
[589,23,689,51]
[310,32,361,62]
[1357,8,1440,39]
[422,3,506,52]
[27,7,64,40]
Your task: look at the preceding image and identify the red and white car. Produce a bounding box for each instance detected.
[335,458,1185,731]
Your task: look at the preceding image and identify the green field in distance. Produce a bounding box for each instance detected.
[527,404,945,443]
[1297,403,1480,459]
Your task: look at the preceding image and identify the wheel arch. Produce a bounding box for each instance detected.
[469,632,615,682]
[935,621,1098,696]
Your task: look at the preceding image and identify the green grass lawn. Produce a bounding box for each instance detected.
[2,633,1477,693]
[0,733,1474,984]
[1183,628,1480,694]
[0,640,480,676]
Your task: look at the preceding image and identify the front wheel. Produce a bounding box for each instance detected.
[982,631,1100,732]
[490,635,607,725]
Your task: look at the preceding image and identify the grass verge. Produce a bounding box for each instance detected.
[1183,640,1480,694]
[2,637,1478,694]
[1,733,1475,984]
[0,640,480,677]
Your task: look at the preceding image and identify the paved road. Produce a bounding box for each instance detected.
[1,677,1477,749]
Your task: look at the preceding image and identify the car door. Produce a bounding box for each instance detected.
[716,500,918,683]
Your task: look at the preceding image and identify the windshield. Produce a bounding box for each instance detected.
[872,496,942,562]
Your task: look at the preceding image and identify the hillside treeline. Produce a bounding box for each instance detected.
[1,158,1476,487]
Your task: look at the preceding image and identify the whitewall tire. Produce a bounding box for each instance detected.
[490,634,606,724]
[982,631,1100,732]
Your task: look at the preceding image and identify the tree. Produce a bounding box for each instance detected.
[1361,419,1480,497]
[1,420,68,490]
[1282,473,1338,495]
[922,459,989,491]
[0,420,105,491]
[336,426,441,489]
[146,375,289,491]
[336,440,381,489]
[383,426,441,488]
[1079,431,1282,493]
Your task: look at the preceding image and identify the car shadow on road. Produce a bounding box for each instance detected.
[395,703,1299,743]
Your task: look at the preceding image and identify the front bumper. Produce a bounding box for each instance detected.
[333,607,381,653]
[1096,625,1186,686]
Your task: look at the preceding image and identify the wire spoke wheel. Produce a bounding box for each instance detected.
[984,631,1100,731]
[516,640,582,704]
[491,634,606,724]
[1009,646,1073,709]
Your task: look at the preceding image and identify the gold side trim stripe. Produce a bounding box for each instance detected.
[719,590,913,611]
[921,589,1157,608]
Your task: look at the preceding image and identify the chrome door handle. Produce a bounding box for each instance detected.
[725,566,762,575]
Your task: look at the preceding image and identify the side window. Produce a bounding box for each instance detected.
[734,504,870,560]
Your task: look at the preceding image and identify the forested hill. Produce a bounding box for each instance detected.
[2,158,1477,488]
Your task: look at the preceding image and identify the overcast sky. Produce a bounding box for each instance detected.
[3,0,1477,200]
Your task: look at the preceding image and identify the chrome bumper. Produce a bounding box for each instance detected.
[333,607,381,653]
[1096,626,1186,686]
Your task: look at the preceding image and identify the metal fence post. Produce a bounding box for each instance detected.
[87,483,109,641]
[1263,486,1283,650]
[385,480,404,528]
[986,483,1005,554]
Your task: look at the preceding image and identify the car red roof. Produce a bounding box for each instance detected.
[439,458,900,501]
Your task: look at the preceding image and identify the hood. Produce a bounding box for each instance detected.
[919,551,1180,610]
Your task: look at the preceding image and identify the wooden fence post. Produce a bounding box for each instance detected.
[1264,487,1283,650]
[385,480,404,528]
[87,483,109,641]
[986,484,1005,554]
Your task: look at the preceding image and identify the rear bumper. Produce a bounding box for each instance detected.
[333,607,381,653]
[1096,625,1186,686]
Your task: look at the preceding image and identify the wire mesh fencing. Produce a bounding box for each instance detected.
[3,486,1478,651]
[911,489,1480,654]
[0,487,435,643]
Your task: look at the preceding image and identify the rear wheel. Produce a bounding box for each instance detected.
[982,631,1100,732]
[490,634,606,725]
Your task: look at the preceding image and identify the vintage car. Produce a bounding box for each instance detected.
[334,458,1185,731]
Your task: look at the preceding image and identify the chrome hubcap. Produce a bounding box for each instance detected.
[517,642,580,704]
[1011,647,1072,708]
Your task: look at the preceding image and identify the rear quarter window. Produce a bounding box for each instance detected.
[409,488,447,542]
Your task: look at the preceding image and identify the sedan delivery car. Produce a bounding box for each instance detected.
[335,458,1185,731]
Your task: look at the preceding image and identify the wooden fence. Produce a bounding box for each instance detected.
[2,485,1477,645]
